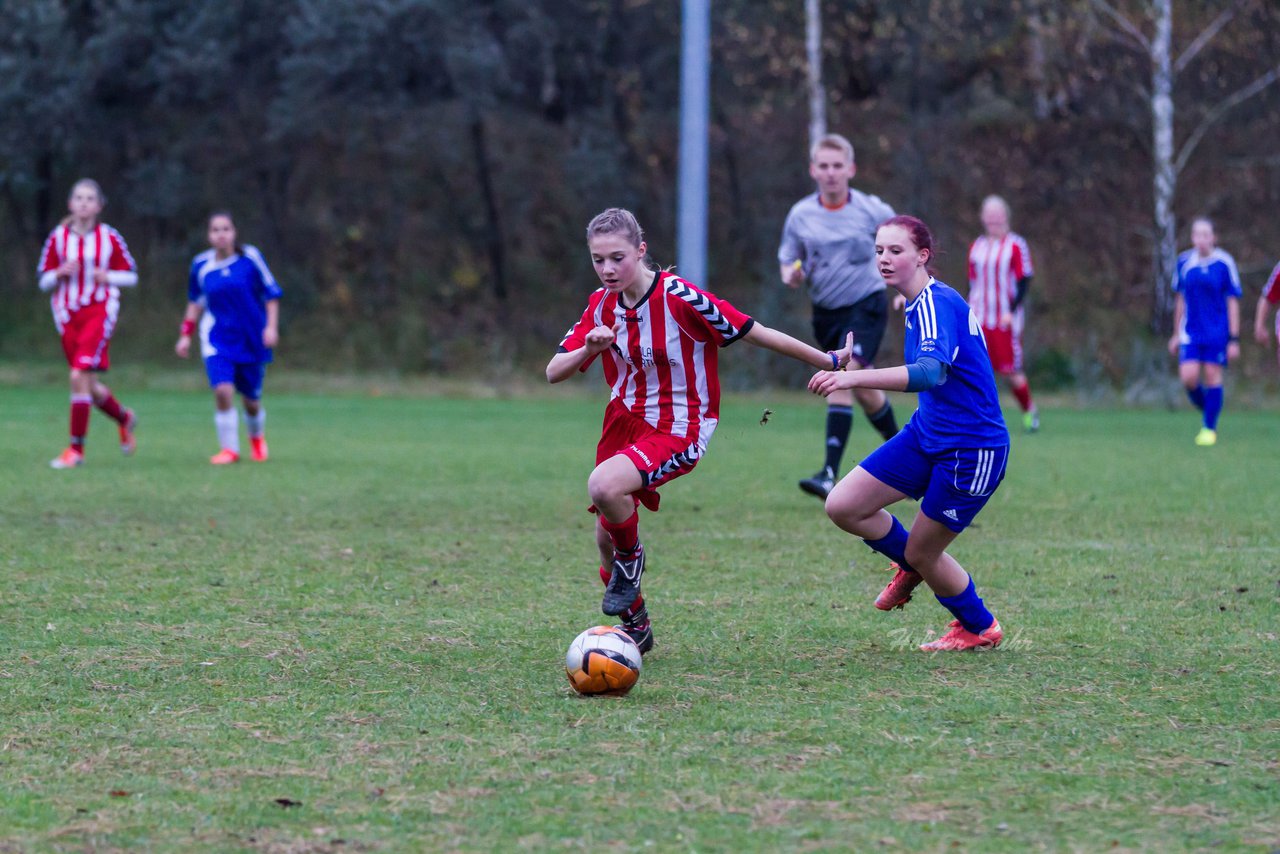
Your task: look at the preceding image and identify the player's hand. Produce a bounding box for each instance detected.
[785,260,805,288]
[830,331,856,370]
[999,311,1013,330]
[808,368,858,397]
[263,326,279,348]
[91,268,109,285]
[1227,341,1240,362]
[890,293,905,311]
[175,336,191,359]
[57,259,80,277]
[1167,335,1179,357]
[1255,325,1270,347]
[584,323,618,354]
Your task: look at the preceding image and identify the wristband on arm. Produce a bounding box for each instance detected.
[180,319,196,336]
[827,351,840,371]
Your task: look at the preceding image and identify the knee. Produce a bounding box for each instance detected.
[903,539,937,572]
[243,398,261,416]
[586,468,618,507]
[825,490,869,529]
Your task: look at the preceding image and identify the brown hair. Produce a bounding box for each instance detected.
[208,210,244,256]
[60,178,106,227]
[586,208,654,269]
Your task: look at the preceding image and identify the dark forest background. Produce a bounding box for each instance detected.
[3,0,1279,393]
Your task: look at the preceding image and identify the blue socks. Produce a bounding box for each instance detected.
[1202,386,1223,430]
[1186,384,1205,410]
[935,576,994,635]
[863,515,917,574]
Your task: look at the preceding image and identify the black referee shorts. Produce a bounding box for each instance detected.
[811,290,889,366]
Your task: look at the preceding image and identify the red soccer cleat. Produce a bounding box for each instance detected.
[875,563,923,611]
[118,409,137,456]
[919,619,1003,652]
[210,449,240,465]
[250,436,269,462]
[50,446,85,469]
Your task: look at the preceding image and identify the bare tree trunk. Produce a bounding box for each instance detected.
[469,109,506,303]
[1026,0,1052,120]
[1151,0,1176,333]
[805,0,826,147]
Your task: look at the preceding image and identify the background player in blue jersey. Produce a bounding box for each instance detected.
[1167,218,1241,447]
[808,215,1009,652]
[175,212,282,464]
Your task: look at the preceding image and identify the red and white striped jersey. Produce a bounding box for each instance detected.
[38,223,138,325]
[1263,261,1280,305]
[559,271,755,442]
[967,232,1033,330]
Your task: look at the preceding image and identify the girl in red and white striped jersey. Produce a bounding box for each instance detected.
[1254,260,1280,369]
[967,195,1039,432]
[37,179,139,469]
[547,208,855,653]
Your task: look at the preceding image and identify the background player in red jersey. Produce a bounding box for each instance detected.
[37,179,139,469]
[967,195,1039,432]
[1253,260,1280,369]
[548,208,855,654]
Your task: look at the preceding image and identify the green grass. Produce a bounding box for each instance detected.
[1,379,1277,852]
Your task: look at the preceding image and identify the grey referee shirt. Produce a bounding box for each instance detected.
[778,189,895,309]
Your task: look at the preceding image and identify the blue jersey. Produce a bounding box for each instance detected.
[1173,249,1242,346]
[903,279,1009,452]
[189,246,283,364]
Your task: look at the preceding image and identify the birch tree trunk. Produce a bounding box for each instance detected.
[805,0,826,147]
[1151,0,1177,332]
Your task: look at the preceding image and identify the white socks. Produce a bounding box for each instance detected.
[245,408,266,439]
[215,408,240,453]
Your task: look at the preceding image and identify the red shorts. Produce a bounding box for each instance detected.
[593,398,707,513]
[982,325,1022,375]
[59,305,113,371]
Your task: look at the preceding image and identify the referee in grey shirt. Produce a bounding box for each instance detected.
[778,133,900,500]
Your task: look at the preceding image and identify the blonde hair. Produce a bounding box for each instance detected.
[810,133,855,164]
[60,178,106,227]
[981,194,1011,219]
[586,208,645,246]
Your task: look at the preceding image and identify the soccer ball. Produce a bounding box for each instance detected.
[564,626,642,696]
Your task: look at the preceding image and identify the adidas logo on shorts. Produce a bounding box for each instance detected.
[943,509,959,521]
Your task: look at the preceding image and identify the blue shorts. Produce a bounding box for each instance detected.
[1179,342,1228,366]
[205,355,266,400]
[859,423,1009,533]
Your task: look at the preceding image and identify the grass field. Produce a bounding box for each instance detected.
[1,379,1277,852]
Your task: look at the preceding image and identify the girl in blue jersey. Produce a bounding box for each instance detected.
[175,212,282,464]
[808,215,1009,651]
[1166,218,1241,447]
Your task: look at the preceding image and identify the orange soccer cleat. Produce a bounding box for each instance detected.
[919,619,1003,652]
[50,446,85,469]
[250,436,269,462]
[118,409,137,456]
[875,563,923,611]
[209,449,240,465]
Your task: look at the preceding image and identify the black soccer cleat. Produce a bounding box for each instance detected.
[602,545,645,616]
[798,467,835,499]
[615,620,654,655]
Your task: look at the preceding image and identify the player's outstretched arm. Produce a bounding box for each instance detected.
[743,323,851,370]
[546,323,618,383]
[263,300,280,348]
[1168,294,1186,355]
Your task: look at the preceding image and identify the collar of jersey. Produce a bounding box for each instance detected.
[202,251,242,273]
[904,277,938,313]
[616,270,662,312]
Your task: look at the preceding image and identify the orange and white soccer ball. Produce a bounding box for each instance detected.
[564,626,642,696]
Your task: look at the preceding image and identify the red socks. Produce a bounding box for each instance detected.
[599,510,640,555]
[95,393,127,424]
[1012,380,1033,413]
[70,395,92,447]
